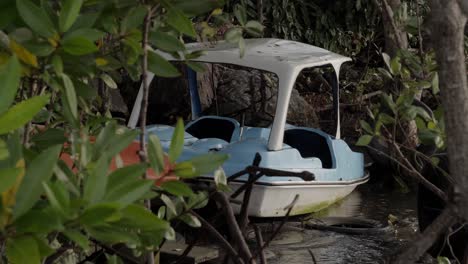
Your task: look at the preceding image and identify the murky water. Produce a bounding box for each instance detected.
[249,182,419,264]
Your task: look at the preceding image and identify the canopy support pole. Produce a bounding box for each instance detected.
[128,72,155,129]
[187,67,202,120]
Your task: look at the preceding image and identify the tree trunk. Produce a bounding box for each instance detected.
[381,0,408,57]
[392,2,467,262]
[428,0,468,219]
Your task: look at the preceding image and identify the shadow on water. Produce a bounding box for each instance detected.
[249,182,419,264]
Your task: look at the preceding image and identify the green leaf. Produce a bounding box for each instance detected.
[63,28,105,42]
[0,5,18,30]
[78,203,120,226]
[0,56,21,115]
[86,226,139,244]
[103,131,139,161]
[214,168,229,191]
[0,95,49,135]
[61,74,78,119]
[93,123,139,161]
[390,56,401,75]
[173,161,196,178]
[186,191,209,209]
[59,0,83,32]
[16,0,56,38]
[63,230,90,251]
[355,135,373,146]
[107,254,124,264]
[160,194,177,216]
[148,134,165,173]
[173,0,224,16]
[6,236,41,264]
[180,213,201,228]
[434,135,445,149]
[121,5,147,33]
[378,113,395,125]
[83,154,110,204]
[148,51,180,78]
[381,93,396,114]
[34,237,54,260]
[69,12,99,31]
[157,206,166,219]
[169,118,185,163]
[189,153,229,175]
[161,181,193,196]
[106,164,147,193]
[9,28,33,43]
[62,36,98,55]
[186,61,206,73]
[164,227,176,240]
[245,20,264,37]
[437,256,451,264]
[238,37,245,58]
[150,30,185,52]
[432,72,439,95]
[0,139,9,160]
[396,93,414,108]
[419,130,439,145]
[166,6,196,37]
[234,4,247,26]
[42,181,69,215]
[0,132,22,169]
[359,120,373,135]
[31,128,67,149]
[377,67,393,80]
[119,204,169,231]
[413,106,432,121]
[15,208,63,234]
[22,41,54,57]
[103,180,153,207]
[0,168,21,194]
[13,145,62,220]
[100,73,117,89]
[51,55,63,75]
[225,28,242,43]
[431,157,440,166]
[185,50,205,60]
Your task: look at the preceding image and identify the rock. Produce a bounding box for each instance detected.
[119,64,319,127]
[197,64,318,127]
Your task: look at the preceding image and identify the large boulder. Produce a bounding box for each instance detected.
[119,64,319,127]
[197,64,318,127]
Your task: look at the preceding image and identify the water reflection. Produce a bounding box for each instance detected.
[256,183,419,264]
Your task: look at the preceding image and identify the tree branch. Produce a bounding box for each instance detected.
[140,5,155,264]
[190,211,244,264]
[213,192,255,263]
[366,144,448,202]
[390,205,459,263]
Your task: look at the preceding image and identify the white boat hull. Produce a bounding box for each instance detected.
[199,176,369,217]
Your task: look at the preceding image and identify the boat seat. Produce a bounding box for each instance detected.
[283,129,333,168]
[185,116,239,142]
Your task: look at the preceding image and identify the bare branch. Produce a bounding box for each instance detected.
[191,211,245,264]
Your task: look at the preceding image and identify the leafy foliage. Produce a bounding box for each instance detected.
[0,0,238,263]
[229,0,380,55]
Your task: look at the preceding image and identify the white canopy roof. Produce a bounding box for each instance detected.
[130,39,351,151]
[157,38,351,76]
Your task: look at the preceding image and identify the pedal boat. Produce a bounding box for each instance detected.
[128,38,368,217]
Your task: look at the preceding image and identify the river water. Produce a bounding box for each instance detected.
[248,182,419,264]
